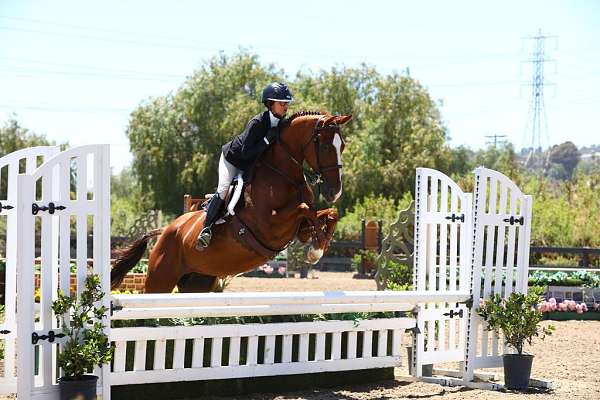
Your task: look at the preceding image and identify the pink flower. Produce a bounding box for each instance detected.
[594,303,599,311]
[576,304,583,314]
[549,297,557,304]
[567,300,577,311]
[558,303,568,312]
[581,304,588,312]
[537,304,545,312]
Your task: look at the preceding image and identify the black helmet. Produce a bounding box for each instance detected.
[261,82,293,106]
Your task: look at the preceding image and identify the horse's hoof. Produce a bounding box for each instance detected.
[306,247,324,264]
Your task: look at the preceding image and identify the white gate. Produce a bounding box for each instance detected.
[0,146,60,395]
[15,145,111,400]
[463,167,532,380]
[413,168,472,376]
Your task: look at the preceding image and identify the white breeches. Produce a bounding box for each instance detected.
[217,153,239,200]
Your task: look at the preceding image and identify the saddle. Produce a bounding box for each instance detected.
[200,173,245,221]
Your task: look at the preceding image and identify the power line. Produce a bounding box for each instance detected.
[0,56,185,78]
[485,134,508,147]
[0,67,183,82]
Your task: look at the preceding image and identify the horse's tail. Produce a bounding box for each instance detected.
[111,228,163,290]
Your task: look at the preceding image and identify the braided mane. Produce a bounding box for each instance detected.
[287,110,325,123]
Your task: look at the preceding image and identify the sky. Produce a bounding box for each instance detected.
[1,1,599,173]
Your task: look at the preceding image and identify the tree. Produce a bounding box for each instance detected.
[127,51,281,213]
[548,141,581,180]
[0,117,56,155]
[127,52,452,215]
[341,73,450,212]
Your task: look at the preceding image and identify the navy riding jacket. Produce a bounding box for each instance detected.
[222,111,276,170]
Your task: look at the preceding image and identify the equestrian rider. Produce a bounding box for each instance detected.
[196,82,293,250]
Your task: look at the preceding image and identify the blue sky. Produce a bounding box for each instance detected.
[1,1,599,173]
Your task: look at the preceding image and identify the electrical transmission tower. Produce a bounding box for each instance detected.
[522,29,556,166]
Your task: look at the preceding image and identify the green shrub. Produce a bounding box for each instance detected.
[52,274,114,378]
[477,287,554,354]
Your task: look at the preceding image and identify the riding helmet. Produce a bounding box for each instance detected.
[262,82,293,106]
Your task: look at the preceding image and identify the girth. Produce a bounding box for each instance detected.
[231,214,279,259]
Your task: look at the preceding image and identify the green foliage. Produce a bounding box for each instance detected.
[127,51,281,213]
[336,193,412,240]
[112,311,396,329]
[111,167,154,236]
[477,288,554,355]
[351,249,378,272]
[127,52,451,214]
[524,172,600,247]
[548,141,581,180]
[51,274,114,378]
[379,259,412,291]
[529,270,600,287]
[0,117,58,155]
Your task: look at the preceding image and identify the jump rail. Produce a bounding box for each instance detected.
[111,290,471,319]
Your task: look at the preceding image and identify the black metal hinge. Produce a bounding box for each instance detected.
[110,301,123,316]
[0,202,14,211]
[445,213,465,223]
[406,326,421,335]
[32,330,65,345]
[32,202,66,215]
[443,308,464,319]
[503,215,524,225]
[0,329,11,335]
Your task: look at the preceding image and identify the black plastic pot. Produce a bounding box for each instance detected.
[503,353,533,390]
[59,375,98,400]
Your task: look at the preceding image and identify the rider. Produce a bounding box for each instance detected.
[196,82,293,250]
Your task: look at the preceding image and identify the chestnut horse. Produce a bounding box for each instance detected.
[111,111,352,293]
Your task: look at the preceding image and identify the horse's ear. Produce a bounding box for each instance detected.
[334,114,353,125]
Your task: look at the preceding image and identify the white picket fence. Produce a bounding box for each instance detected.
[0,145,536,399]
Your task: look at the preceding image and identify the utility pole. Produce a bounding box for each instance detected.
[485,134,507,148]
[522,29,556,166]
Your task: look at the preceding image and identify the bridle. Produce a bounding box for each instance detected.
[262,115,343,205]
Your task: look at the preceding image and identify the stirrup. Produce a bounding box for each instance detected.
[196,228,212,250]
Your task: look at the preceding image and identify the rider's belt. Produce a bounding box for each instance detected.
[232,215,278,259]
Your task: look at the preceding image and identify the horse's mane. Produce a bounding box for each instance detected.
[286,110,325,124]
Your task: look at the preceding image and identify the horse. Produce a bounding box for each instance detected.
[111,111,353,293]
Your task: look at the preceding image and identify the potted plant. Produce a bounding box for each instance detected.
[52,274,114,400]
[477,288,554,390]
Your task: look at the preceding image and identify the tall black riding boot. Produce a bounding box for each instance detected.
[196,195,225,250]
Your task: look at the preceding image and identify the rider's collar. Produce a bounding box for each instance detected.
[269,111,280,128]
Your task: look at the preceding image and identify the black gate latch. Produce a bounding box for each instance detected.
[445,213,465,223]
[32,330,65,344]
[32,202,66,215]
[503,215,524,225]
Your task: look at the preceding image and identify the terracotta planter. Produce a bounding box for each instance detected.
[503,353,533,390]
[59,375,98,400]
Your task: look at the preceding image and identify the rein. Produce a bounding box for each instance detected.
[263,116,343,207]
